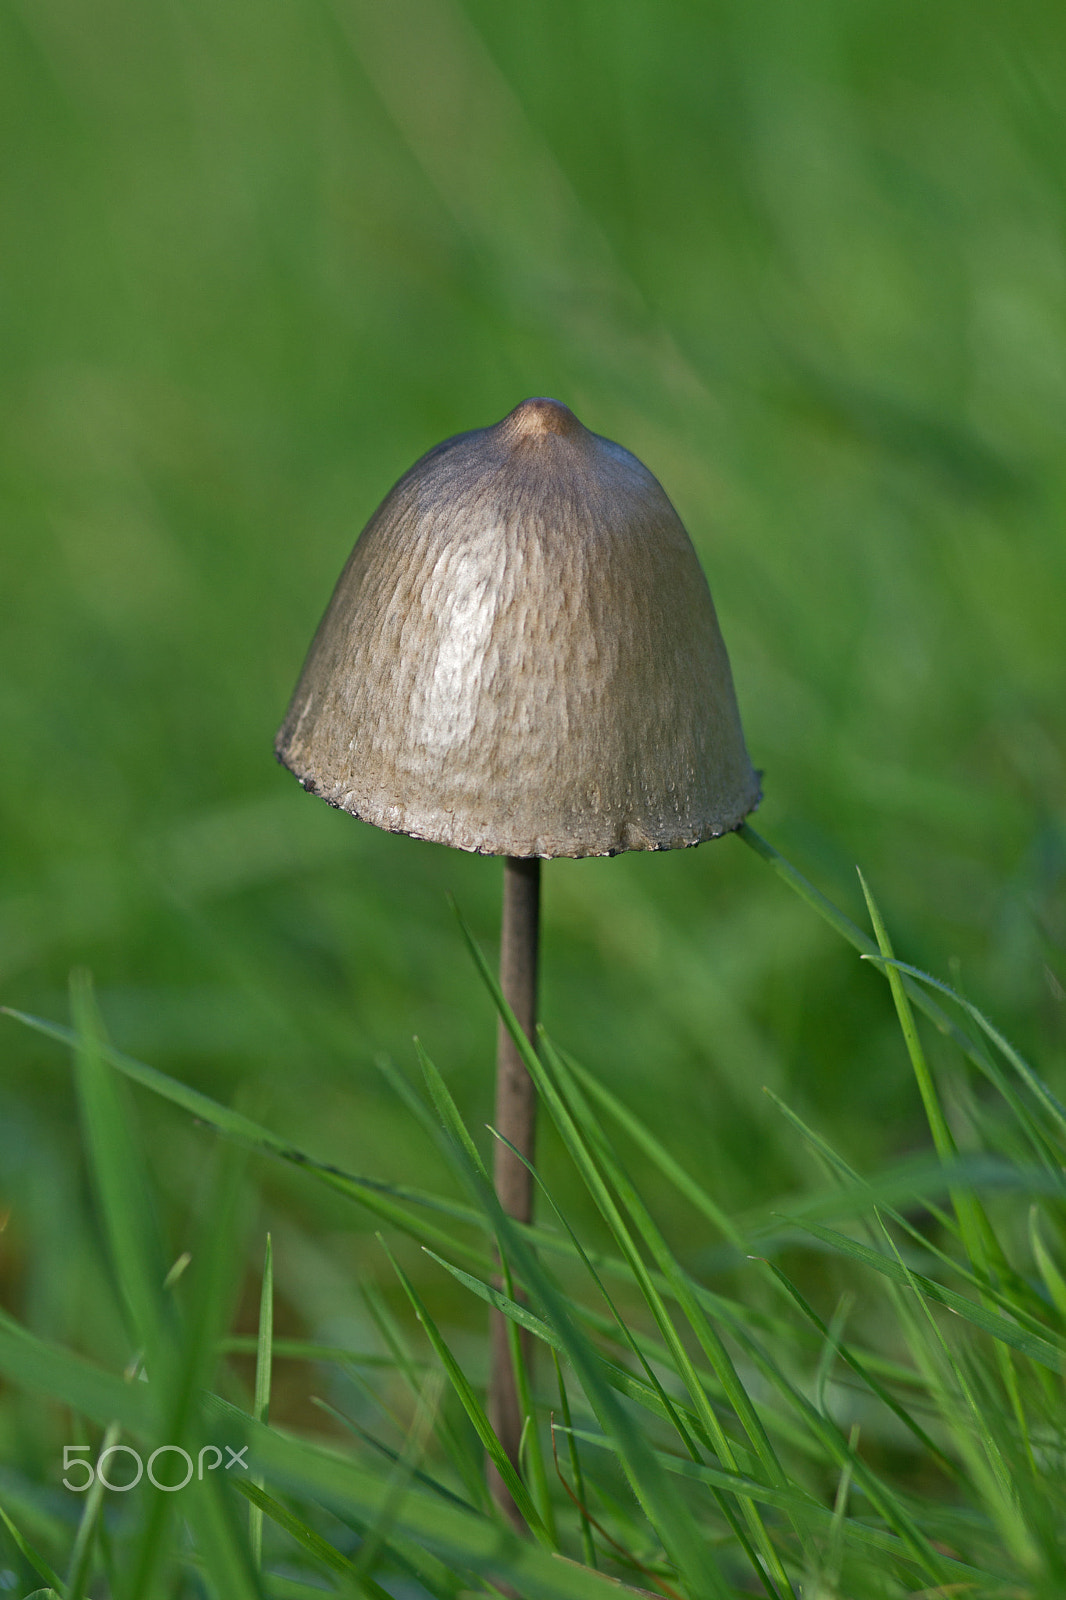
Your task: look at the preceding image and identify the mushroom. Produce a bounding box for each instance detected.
[276,396,760,1518]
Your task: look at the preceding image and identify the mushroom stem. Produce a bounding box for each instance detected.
[488,854,540,1523]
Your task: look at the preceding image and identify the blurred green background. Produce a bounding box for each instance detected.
[2,0,1064,1389]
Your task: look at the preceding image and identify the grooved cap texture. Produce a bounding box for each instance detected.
[276,398,760,857]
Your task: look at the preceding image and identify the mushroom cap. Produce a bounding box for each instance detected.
[276,398,760,858]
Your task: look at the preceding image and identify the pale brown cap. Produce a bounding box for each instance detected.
[276,397,760,857]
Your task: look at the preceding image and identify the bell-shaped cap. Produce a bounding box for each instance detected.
[276,398,760,857]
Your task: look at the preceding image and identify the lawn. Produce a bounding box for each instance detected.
[1,2,1064,1595]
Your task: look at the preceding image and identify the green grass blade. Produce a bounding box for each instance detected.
[736,828,993,1073]
[0,1310,152,1434]
[453,904,780,1600]
[349,1371,445,1585]
[858,874,1008,1289]
[552,1351,596,1569]
[1029,1206,1066,1321]
[537,1036,801,1593]
[423,1248,561,1348]
[205,1393,704,1600]
[764,1263,958,1478]
[790,1217,1063,1368]
[3,1005,493,1267]
[65,1420,121,1600]
[360,1280,491,1514]
[314,1393,479,1514]
[380,1238,551,1545]
[570,1428,994,1586]
[488,1125,707,1464]
[182,1473,265,1600]
[858,957,1066,1139]
[564,1054,744,1248]
[413,1042,489,1179]
[233,1477,389,1593]
[0,1501,66,1597]
[68,971,168,1362]
[250,1234,274,1571]
[504,1046,773,1579]
[397,1045,556,1538]
[762,1090,1063,1342]
[127,1142,252,1600]
[856,874,957,1164]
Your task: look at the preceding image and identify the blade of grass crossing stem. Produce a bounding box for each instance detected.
[483,1129,809,1584]
[402,969,739,1600]
[423,1247,746,1464]
[249,1235,273,1571]
[412,1043,555,1538]
[0,1501,65,1595]
[413,1041,557,1532]
[483,1131,706,1465]
[65,1420,121,1600]
[419,1036,777,1561]
[453,906,792,1599]
[378,1237,550,1545]
[552,1351,596,1569]
[69,972,168,1367]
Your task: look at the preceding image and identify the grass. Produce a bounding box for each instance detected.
[3,841,1066,1595]
[1,0,1065,1594]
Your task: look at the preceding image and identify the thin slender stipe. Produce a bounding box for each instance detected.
[488,854,540,1525]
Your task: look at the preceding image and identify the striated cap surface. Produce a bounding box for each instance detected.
[276,398,760,857]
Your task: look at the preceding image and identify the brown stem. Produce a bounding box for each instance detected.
[488,854,540,1526]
